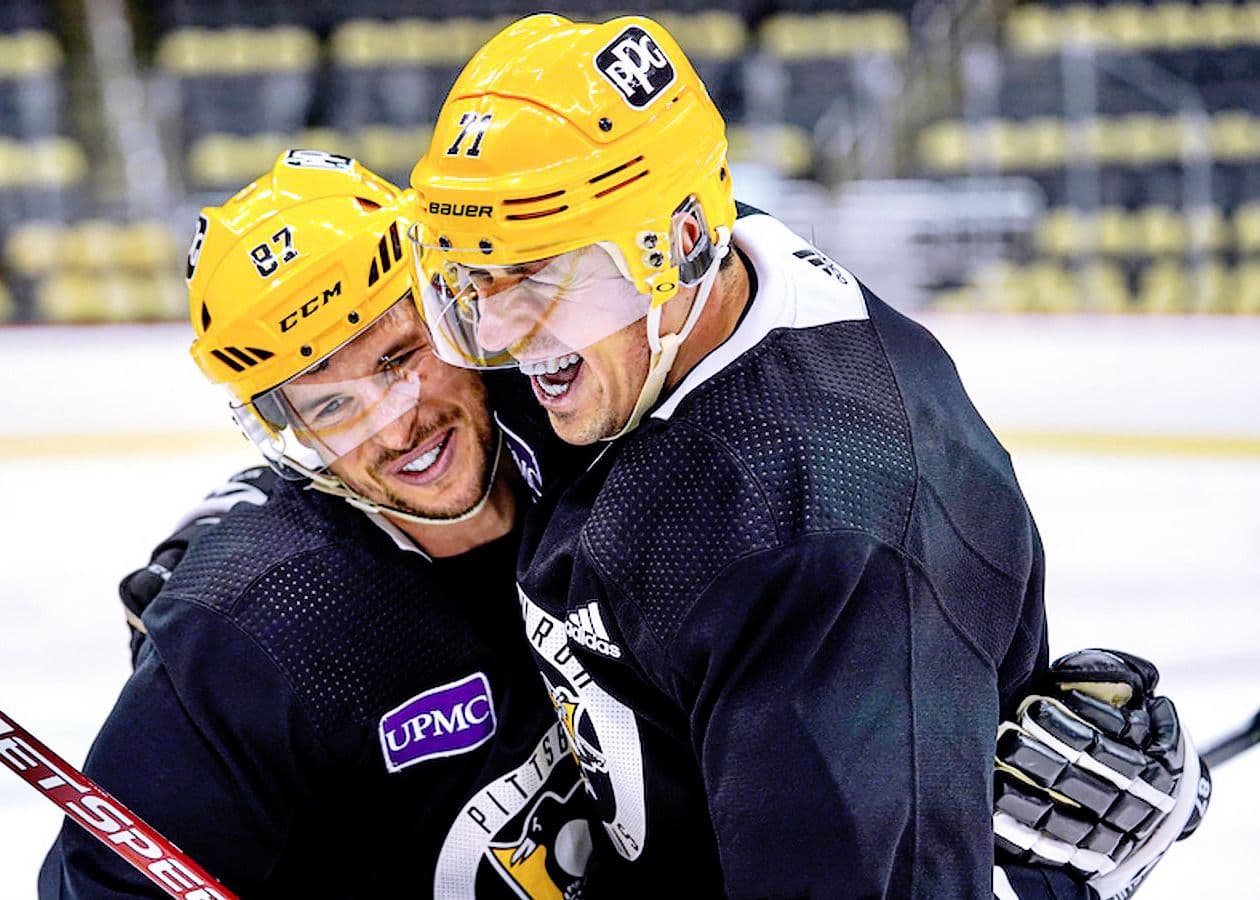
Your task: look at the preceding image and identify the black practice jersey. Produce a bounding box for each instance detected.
[39,476,590,899]
[500,210,1062,898]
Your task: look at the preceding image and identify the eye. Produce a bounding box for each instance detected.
[313,395,351,423]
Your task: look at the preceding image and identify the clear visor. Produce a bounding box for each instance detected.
[412,238,652,370]
[233,295,456,473]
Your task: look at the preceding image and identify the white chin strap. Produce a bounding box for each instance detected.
[283,430,506,527]
[604,226,732,442]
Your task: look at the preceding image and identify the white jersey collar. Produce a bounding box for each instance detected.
[651,212,868,422]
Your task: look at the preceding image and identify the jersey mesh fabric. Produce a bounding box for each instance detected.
[583,320,914,643]
[159,481,478,735]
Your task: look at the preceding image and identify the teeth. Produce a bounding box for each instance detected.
[401,434,447,473]
[538,378,570,398]
[521,353,580,377]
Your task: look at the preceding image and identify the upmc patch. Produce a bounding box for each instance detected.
[378,672,496,772]
[595,26,676,110]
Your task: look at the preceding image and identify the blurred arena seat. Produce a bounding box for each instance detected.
[0,30,65,139]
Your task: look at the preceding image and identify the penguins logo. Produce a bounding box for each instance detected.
[488,782,591,900]
[548,683,619,824]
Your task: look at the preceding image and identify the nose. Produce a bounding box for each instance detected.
[476,294,536,353]
[372,401,418,452]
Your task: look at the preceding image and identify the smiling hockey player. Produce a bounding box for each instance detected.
[38,153,591,898]
[409,14,1209,898]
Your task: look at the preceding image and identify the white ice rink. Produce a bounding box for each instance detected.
[1,319,1257,897]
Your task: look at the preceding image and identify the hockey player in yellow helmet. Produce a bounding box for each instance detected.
[189,150,511,548]
[408,14,1211,899]
[409,13,736,443]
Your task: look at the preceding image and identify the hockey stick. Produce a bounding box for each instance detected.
[0,708,238,900]
[1202,708,1260,768]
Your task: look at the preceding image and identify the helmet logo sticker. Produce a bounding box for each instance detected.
[250,225,299,277]
[279,280,342,333]
[185,214,208,281]
[445,112,493,158]
[595,26,676,110]
[282,149,354,171]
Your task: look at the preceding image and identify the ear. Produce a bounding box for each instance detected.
[676,211,704,257]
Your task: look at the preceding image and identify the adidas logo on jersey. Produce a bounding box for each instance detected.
[565,602,622,659]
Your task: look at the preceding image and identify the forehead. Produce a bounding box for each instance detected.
[292,299,429,383]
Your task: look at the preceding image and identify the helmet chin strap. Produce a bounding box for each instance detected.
[288,430,506,527]
[604,226,731,442]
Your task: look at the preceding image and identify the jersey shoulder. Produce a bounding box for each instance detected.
[148,480,497,735]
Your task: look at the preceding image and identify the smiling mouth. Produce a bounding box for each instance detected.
[522,353,582,399]
[397,429,452,477]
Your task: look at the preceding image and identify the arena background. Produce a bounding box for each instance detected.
[0,0,1257,896]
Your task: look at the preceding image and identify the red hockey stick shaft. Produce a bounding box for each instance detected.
[0,708,237,900]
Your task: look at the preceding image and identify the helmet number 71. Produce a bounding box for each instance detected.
[445,112,493,158]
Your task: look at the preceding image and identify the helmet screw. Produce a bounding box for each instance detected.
[438,236,451,249]
[300,344,313,357]
[641,232,658,249]
[347,311,360,324]
[648,251,664,267]
[479,239,493,254]
[599,117,613,132]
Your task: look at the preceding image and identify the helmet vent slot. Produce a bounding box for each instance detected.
[355,197,382,211]
[212,345,274,373]
[503,190,565,205]
[505,205,570,221]
[589,156,645,184]
[200,301,212,331]
[593,169,649,199]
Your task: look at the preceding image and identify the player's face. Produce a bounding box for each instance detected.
[286,303,497,519]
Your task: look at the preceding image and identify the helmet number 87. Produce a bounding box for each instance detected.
[250,226,299,277]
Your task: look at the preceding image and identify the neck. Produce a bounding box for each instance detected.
[664,252,751,391]
[388,458,517,557]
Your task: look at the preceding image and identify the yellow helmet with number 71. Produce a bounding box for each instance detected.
[407,13,736,372]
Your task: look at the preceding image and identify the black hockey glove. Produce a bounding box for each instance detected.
[119,467,275,666]
[993,649,1210,900]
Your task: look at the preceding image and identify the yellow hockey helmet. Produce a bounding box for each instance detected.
[408,13,735,369]
[189,149,411,405]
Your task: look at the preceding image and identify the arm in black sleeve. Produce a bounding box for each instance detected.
[39,602,325,898]
[666,533,1004,898]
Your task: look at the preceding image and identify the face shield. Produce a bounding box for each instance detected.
[233,295,456,477]
[411,237,654,370]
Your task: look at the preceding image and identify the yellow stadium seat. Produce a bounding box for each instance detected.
[1125,114,1181,165]
[0,278,14,322]
[1035,208,1092,257]
[72,220,122,270]
[27,137,88,187]
[36,273,100,322]
[328,19,381,68]
[1096,4,1158,51]
[1200,3,1244,47]
[1005,6,1059,55]
[1186,206,1230,254]
[1184,259,1232,313]
[117,221,181,272]
[0,138,19,189]
[4,221,66,278]
[0,30,64,78]
[1234,262,1260,314]
[1136,206,1189,256]
[356,124,434,176]
[863,13,910,56]
[1149,3,1199,48]
[727,124,813,178]
[1136,259,1188,313]
[1060,4,1104,47]
[1233,202,1260,255]
[1026,261,1080,313]
[1097,207,1142,257]
[654,12,748,61]
[1076,260,1131,312]
[1210,113,1259,162]
[917,121,968,173]
[1025,117,1068,170]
